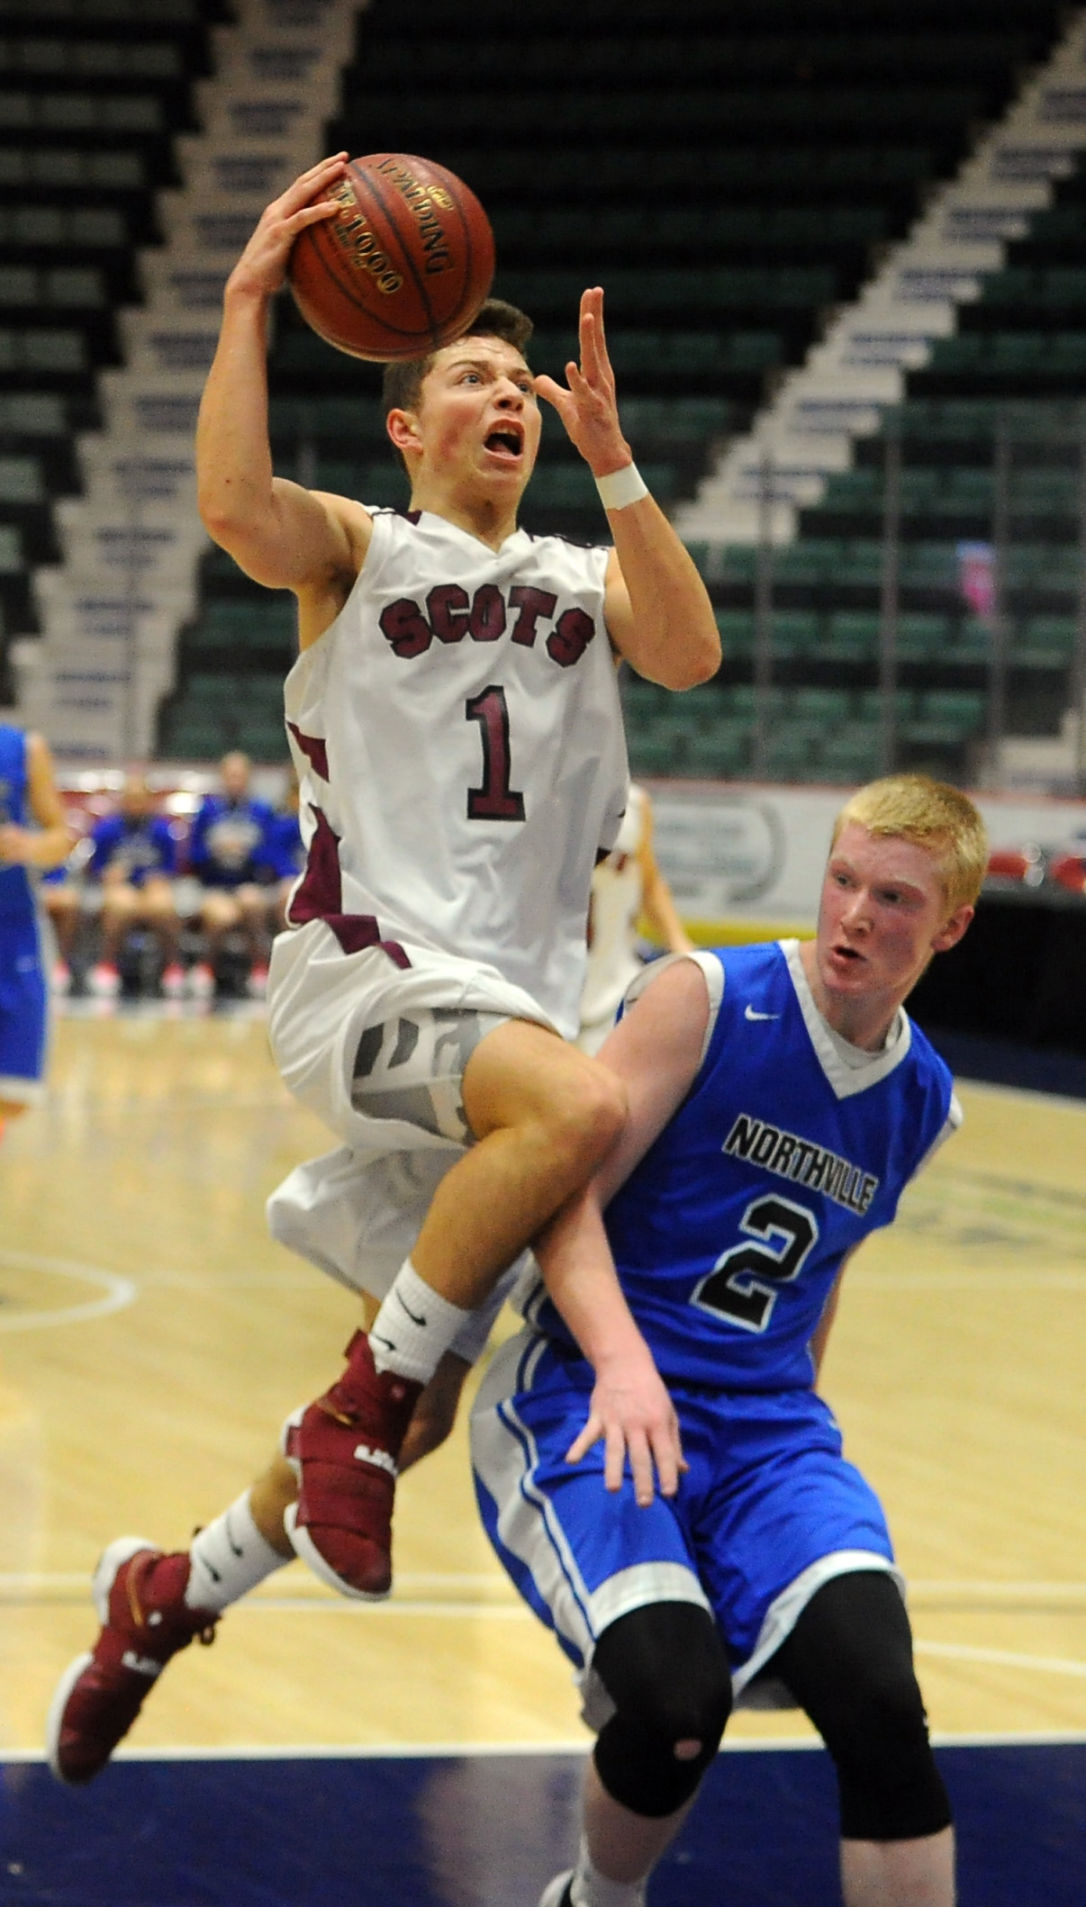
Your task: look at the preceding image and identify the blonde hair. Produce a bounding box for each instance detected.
[832,774,988,912]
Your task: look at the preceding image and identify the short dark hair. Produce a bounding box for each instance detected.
[381,298,534,415]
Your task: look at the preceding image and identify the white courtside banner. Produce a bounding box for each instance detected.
[643,780,1086,933]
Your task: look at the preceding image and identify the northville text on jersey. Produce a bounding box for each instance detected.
[724,1114,880,1216]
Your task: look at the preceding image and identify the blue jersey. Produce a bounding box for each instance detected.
[520,941,958,1390]
[0,723,50,1094]
[88,812,177,884]
[0,722,35,922]
[261,808,304,882]
[188,794,275,886]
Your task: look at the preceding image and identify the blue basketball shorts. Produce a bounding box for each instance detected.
[471,1330,900,1709]
[0,909,49,1102]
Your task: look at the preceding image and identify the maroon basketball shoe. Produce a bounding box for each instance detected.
[282,1329,422,1599]
[46,1537,218,1785]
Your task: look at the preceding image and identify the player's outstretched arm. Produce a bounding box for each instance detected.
[540,1185,683,1505]
[534,288,720,689]
[534,956,712,1503]
[196,154,370,603]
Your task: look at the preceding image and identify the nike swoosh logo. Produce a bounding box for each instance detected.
[744,1005,781,1021]
[395,1290,428,1328]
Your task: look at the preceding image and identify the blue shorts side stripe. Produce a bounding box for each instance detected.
[472,1336,597,1668]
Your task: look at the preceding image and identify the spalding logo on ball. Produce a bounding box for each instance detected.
[288,153,496,362]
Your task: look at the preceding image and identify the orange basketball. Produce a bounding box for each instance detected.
[287,152,496,362]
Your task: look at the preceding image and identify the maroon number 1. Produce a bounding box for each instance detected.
[465,686,525,821]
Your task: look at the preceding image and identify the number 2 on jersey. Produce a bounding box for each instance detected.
[692,1194,818,1333]
[465,685,525,821]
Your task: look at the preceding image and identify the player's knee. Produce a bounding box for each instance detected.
[822,1656,950,1840]
[551,1058,626,1168]
[774,1573,951,1842]
[590,1603,731,1817]
[593,1705,726,1818]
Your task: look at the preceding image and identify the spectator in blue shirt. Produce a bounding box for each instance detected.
[85,774,184,997]
[260,768,304,936]
[187,751,276,995]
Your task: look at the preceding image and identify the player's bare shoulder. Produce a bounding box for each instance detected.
[295,489,375,649]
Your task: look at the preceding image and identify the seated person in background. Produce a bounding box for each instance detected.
[260,767,304,935]
[186,750,276,996]
[84,774,184,998]
[578,779,692,1055]
[41,860,83,993]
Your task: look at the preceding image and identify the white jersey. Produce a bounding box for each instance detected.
[278,507,629,1038]
[579,780,649,1035]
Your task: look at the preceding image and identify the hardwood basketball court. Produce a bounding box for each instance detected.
[1,1002,1083,1901]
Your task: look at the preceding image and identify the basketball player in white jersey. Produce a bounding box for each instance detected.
[47,153,720,1783]
[578,780,692,1056]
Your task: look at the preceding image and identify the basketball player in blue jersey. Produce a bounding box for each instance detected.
[471,775,988,1907]
[0,723,74,1136]
[47,156,716,1785]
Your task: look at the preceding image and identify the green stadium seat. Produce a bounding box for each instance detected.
[1017,615,1081,663]
[761,720,821,781]
[908,689,987,743]
[716,609,755,651]
[817,726,886,783]
[894,611,952,658]
[682,724,751,778]
[789,685,853,724]
[628,732,685,776]
[824,610,879,660]
[773,539,843,584]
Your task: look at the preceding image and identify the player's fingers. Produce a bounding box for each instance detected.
[565,1414,603,1467]
[577,313,602,385]
[625,1429,657,1507]
[279,155,346,214]
[603,1422,630,1494]
[578,290,611,384]
[533,373,570,413]
[291,199,344,233]
[649,1422,686,1499]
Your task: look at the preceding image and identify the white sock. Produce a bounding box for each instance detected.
[570,1838,646,1907]
[186,1491,289,1614]
[369,1257,473,1384]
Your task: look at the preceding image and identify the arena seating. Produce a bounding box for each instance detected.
[0,0,229,699]
[0,0,1080,785]
[696,121,1086,786]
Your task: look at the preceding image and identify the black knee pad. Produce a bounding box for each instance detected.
[772,1571,952,1842]
[591,1602,732,1818]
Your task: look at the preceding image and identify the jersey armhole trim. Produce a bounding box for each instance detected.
[622,949,723,1068]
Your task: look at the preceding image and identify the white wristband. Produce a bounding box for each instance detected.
[595,462,649,511]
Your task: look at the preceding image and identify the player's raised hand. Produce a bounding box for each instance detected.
[227,154,349,301]
[565,1343,686,1506]
[535,288,634,479]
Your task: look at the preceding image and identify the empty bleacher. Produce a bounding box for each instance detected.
[0,0,230,704]
[2,0,1080,785]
